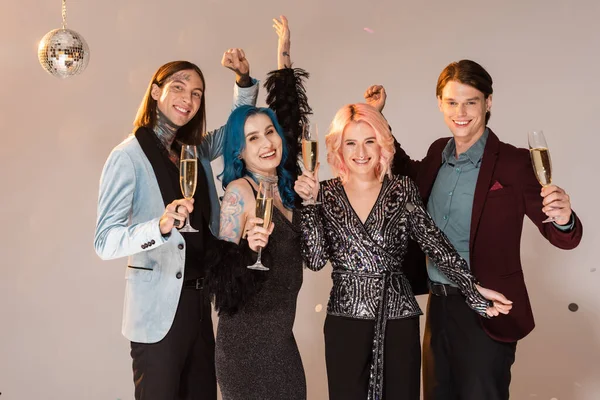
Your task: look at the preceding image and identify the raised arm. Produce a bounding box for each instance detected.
[273,15,291,69]
[517,151,583,249]
[265,16,312,181]
[198,49,259,161]
[364,84,421,180]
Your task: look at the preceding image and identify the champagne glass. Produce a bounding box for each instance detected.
[528,130,554,223]
[301,122,320,205]
[247,181,274,271]
[179,144,199,232]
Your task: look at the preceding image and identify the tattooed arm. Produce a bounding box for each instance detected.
[219,178,274,252]
[206,179,270,314]
[273,15,291,69]
[219,180,251,244]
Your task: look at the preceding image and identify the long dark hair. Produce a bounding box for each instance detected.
[134,61,206,144]
[436,59,493,124]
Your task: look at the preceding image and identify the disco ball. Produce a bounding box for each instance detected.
[38,28,90,78]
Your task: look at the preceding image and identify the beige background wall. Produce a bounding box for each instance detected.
[1,0,598,399]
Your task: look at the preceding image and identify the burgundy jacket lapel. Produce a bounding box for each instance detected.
[418,139,447,202]
[469,130,500,252]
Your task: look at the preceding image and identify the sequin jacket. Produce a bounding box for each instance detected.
[300,175,491,320]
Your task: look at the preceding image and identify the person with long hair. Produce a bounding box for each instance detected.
[203,16,311,400]
[94,50,258,399]
[294,103,512,400]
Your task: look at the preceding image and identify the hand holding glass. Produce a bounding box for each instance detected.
[247,181,274,271]
[179,144,199,232]
[528,130,554,223]
[301,122,320,205]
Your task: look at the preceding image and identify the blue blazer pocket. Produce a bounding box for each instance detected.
[126,265,154,282]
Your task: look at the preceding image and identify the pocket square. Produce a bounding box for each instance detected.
[489,181,504,191]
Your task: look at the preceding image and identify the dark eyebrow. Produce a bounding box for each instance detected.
[444,97,480,102]
[245,124,274,137]
[171,79,203,91]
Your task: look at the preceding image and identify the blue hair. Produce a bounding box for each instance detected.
[220,105,297,209]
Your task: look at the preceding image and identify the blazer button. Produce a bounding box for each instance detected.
[176,272,182,279]
[178,244,184,250]
[151,240,155,245]
[141,244,147,249]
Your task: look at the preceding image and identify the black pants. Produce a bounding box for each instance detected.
[423,292,517,400]
[130,287,217,400]
[324,314,421,400]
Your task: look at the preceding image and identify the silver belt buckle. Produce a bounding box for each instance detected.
[432,282,447,296]
[440,284,447,296]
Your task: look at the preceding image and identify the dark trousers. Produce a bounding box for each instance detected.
[130,287,217,400]
[423,292,517,400]
[324,314,421,400]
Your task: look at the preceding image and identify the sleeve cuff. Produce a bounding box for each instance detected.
[552,214,575,232]
[232,77,259,110]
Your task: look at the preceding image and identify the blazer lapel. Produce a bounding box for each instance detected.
[136,126,212,229]
[194,161,211,228]
[469,130,500,252]
[135,127,179,208]
[418,140,447,203]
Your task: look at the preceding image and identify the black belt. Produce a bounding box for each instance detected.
[183,277,204,290]
[429,281,461,296]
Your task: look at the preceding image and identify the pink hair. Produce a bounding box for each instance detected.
[325,103,396,183]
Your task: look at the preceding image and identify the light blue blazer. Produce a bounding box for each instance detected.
[94,80,258,343]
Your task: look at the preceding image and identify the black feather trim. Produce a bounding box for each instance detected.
[203,236,270,316]
[264,68,312,185]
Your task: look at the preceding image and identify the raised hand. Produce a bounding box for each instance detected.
[221,48,250,86]
[364,85,387,113]
[273,15,290,43]
[294,163,320,203]
[541,185,573,226]
[273,15,291,69]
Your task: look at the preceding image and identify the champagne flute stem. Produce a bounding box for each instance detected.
[256,247,263,264]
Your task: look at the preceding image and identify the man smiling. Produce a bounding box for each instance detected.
[366,59,583,400]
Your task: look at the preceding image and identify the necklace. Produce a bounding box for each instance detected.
[247,170,279,184]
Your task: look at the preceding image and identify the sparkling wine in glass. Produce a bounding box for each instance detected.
[301,122,320,205]
[179,144,199,232]
[528,130,554,223]
[247,181,274,271]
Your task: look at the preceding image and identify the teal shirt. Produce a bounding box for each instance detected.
[426,129,574,286]
[426,130,489,286]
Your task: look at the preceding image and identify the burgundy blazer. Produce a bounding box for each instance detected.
[394,129,583,342]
